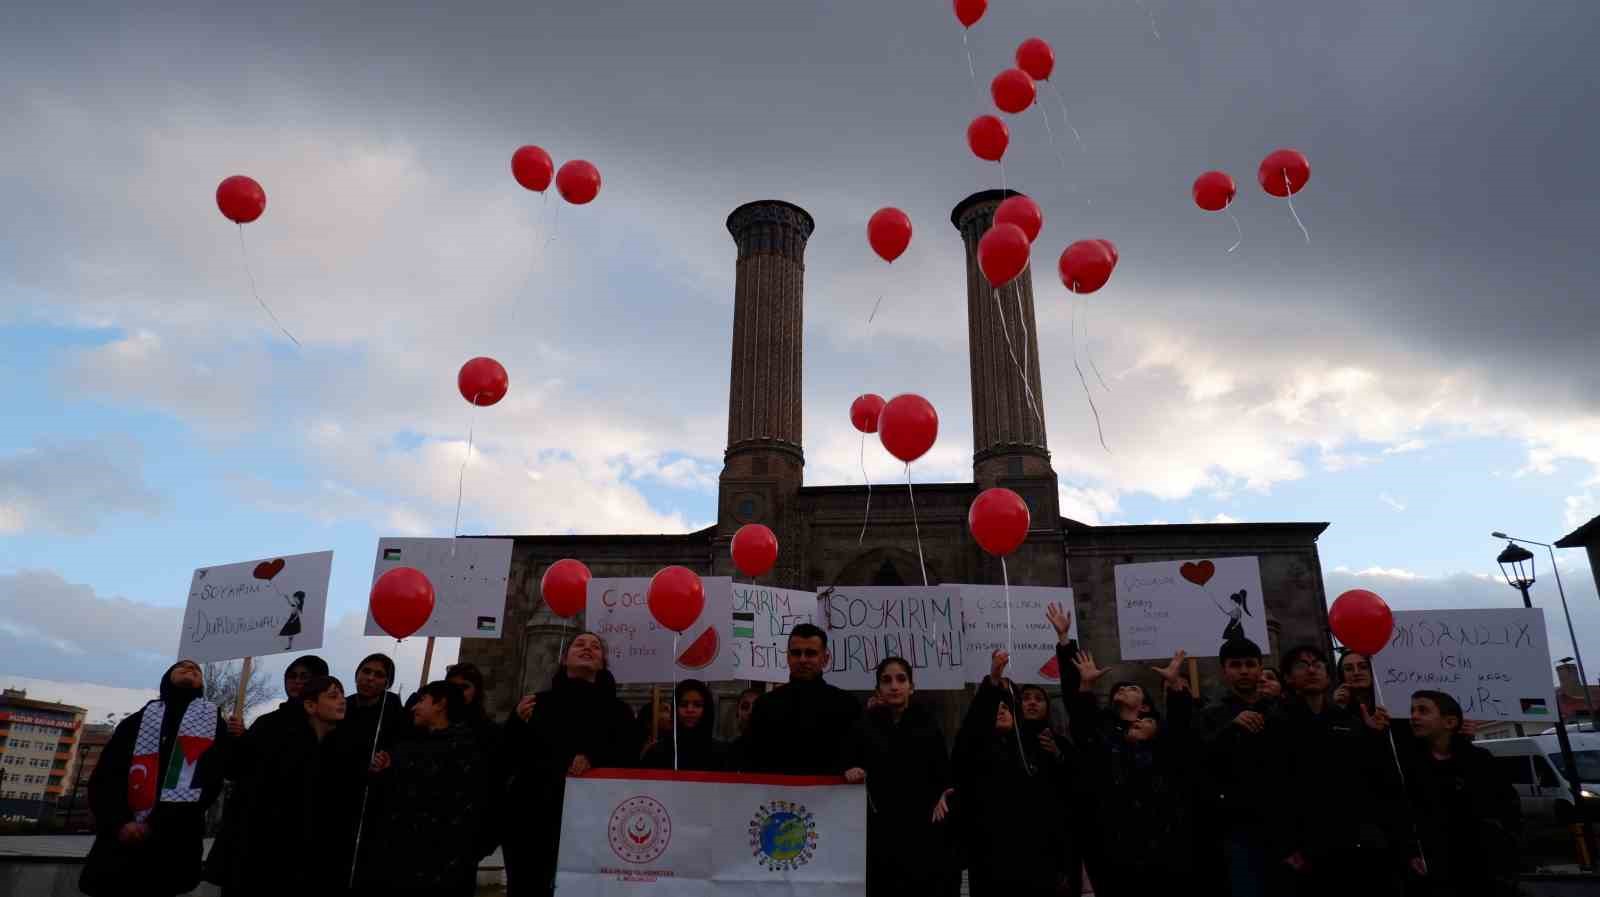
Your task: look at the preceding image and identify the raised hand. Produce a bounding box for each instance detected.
[1152,650,1188,691]
[1360,704,1391,733]
[370,751,392,774]
[516,694,537,722]
[1072,649,1106,692]
[1038,729,1060,756]
[1045,602,1073,643]
[844,767,866,784]
[1332,685,1351,707]
[988,649,1010,685]
[931,788,955,823]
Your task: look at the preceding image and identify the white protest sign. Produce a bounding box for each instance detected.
[728,584,818,683]
[1114,557,1268,660]
[820,586,965,690]
[1375,608,1555,722]
[958,585,1076,684]
[588,577,733,683]
[178,551,333,663]
[363,537,513,638]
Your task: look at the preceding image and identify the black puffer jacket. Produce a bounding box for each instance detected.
[1197,691,1286,829]
[358,721,493,895]
[746,677,861,775]
[1401,734,1521,896]
[81,664,229,897]
[849,701,957,897]
[1276,697,1407,863]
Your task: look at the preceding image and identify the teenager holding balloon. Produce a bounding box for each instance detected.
[842,656,959,897]
[641,678,728,771]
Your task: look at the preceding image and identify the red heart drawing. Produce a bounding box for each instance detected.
[253,559,286,581]
[1038,655,1061,681]
[1180,560,1215,587]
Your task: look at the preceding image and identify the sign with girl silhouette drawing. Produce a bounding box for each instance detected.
[178,550,333,663]
[1114,556,1269,660]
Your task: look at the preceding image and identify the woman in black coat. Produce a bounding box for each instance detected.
[951,650,1071,897]
[81,660,230,897]
[641,678,728,771]
[502,631,641,897]
[844,656,958,897]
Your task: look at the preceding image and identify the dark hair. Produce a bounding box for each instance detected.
[874,656,914,685]
[1279,644,1328,679]
[286,654,330,680]
[565,631,609,669]
[738,686,763,703]
[300,675,345,707]
[445,663,485,703]
[355,653,396,687]
[1412,690,1463,727]
[1219,638,1264,662]
[788,623,828,649]
[415,680,464,723]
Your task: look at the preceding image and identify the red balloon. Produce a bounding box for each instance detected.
[954,0,987,28]
[1192,170,1236,212]
[458,357,509,406]
[967,115,1010,163]
[1016,37,1055,81]
[867,207,913,263]
[647,566,705,633]
[1095,239,1120,269]
[878,394,939,464]
[994,195,1043,243]
[540,558,591,619]
[850,393,886,434]
[1258,148,1311,197]
[216,175,266,224]
[1328,589,1395,656]
[1059,240,1116,294]
[512,145,555,192]
[370,567,435,640]
[731,524,779,578]
[991,68,1037,115]
[969,487,1031,556]
[556,160,602,205]
[978,223,1031,288]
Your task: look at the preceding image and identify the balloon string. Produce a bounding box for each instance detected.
[1373,677,1428,869]
[236,224,301,348]
[962,28,982,112]
[1226,208,1244,253]
[1035,101,1079,202]
[1084,300,1110,392]
[672,632,680,772]
[905,465,929,587]
[452,394,481,556]
[1283,169,1310,243]
[858,433,872,544]
[545,201,561,247]
[1009,269,1041,440]
[1070,292,1111,452]
[1002,557,1034,777]
[1133,0,1162,41]
[992,283,1044,427]
[1000,159,1008,195]
[867,293,885,323]
[350,653,401,887]
[1046,82,1085,152]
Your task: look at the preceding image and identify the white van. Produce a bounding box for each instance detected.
[1478,732,1600,822]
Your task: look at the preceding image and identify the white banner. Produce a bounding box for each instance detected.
[820,586,966,690]
[363,537,513,638]
[1375,608,1556,723]
[959,585,1076,684]
[178,551,332,663]
[1114,557,1269,659]
[589,577,734,683]
[728,585,817,684]
[557,770,866,896]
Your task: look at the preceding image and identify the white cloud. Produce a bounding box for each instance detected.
[1333,565,1421,580]
[1383,440,1427,455]
[1378,492,1407,512]
[1057,485,1121,526]
[1192,512,1241,524]
[0,438,163,535]
[1566,491,1597,530]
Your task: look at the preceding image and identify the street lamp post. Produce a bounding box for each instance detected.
[1494,534,1598,871]
[1494,532,1598,724]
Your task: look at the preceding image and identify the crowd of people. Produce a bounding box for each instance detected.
[79,607,1522,897]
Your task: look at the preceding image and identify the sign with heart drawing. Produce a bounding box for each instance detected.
[1114,556,1269,660]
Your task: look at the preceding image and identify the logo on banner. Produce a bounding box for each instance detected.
[748,800,818,871]
[608,796,672,864]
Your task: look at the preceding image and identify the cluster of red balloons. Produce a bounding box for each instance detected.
[1059,238,1119,294]
[1190,149,1311,213]
[977,194,1042,288]
[966,37,1057,163]
[458,356,510,406]
[512,145,602,205]
[370,567,437,640]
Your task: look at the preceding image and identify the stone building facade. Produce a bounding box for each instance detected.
[458,192,1334,738]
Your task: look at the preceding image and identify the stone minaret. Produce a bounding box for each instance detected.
[716,200,814,586]
[951,189,1057,496]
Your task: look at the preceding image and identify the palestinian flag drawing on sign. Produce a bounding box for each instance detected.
[733,612,755,639]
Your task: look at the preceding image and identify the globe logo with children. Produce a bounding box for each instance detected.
[607,796,673,864]
[748,800,818,871]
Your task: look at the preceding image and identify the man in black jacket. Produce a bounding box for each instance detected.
[1197,637,1285,897]
[745,623,861,775]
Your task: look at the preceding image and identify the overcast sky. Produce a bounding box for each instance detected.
[2,0,1598,716]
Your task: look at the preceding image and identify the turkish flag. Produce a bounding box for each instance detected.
[128,755,158,812]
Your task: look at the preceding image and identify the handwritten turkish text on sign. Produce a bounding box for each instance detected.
[1114,556,1268,660]
[588,577,733,684]
[179,551,332,663]
[821,586,965,690]
[1375,608,1554,722]
[364,537,513,638]
[959,585,1076,684]
[728,585,818,684]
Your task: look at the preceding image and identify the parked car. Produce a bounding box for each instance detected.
[1478,732,1600,822]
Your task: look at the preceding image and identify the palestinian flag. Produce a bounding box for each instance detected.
[733,612,755,639]
[384,548,402,561]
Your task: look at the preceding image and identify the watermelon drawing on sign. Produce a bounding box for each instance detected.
[677,627,720,670]
[1038,654,1060,680]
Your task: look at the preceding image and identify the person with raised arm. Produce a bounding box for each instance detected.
[746,623,861,775]
[502,632,639,897]
[951,648,1071,897]
[842,656,958,897]
[1050,602,1196,896]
